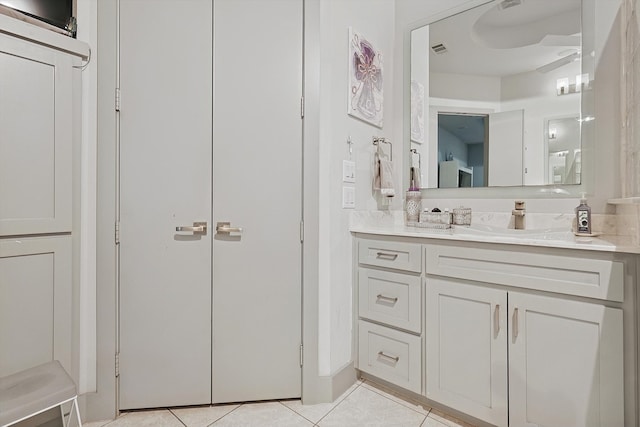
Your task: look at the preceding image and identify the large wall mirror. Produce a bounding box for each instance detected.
[407,0,595,191]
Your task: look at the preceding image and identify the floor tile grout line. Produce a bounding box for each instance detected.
[278,380,364,426]
[167,407,188,427]
[277,400,317,425]
[208,402,245,426]
[313,380,364,426]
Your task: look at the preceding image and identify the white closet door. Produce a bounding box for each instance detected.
[212,0,303,403]
[118,0,213,409]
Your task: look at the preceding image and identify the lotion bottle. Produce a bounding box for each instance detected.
[575,193,592,234]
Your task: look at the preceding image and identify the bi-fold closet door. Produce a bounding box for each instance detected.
[118,0,303,409]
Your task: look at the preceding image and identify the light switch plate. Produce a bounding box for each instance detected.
[342,186,355,209]
[343,160,356,183]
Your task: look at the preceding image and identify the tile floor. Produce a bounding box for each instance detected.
[83,380,474,427]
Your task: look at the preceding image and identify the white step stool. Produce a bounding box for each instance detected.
[0,361,82,427]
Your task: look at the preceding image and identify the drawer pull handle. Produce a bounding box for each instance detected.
[376,294,398,304]
[494,304,500,337]
[376,252,398,260]
[513,307,519,341]
[377,351,400,363]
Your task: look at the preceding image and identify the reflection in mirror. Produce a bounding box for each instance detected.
[409,0,589,190]
[545,116,581,185]
[437,113,486,188]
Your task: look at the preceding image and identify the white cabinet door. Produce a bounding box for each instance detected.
[0,35,73,236]
[509,292,624,427]
[425,278,508,427]
[0,236,72,377]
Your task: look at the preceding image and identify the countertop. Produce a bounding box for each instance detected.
[350,224,640,254]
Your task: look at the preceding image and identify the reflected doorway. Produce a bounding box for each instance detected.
[437,113,488,188]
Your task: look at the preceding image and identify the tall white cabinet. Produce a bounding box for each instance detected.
[0,14,89,380]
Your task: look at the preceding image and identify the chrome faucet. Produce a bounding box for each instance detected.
[512,200,526,230]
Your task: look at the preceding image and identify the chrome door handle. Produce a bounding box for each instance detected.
[216,222,243,235]
[175,221,207,235]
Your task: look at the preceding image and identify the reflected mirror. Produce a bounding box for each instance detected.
[409,0,592,189]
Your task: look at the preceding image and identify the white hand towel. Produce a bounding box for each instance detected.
[411,166,422,189]
[373,153,396,197]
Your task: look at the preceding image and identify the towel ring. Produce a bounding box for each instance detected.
[373,137,393,161]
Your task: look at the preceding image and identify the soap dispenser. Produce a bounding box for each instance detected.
[575,193,592,234]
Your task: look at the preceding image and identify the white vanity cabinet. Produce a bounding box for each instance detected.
[356,238,423,394]
[353,233,636,427]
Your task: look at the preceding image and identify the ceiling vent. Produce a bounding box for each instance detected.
[498,0,524,10]
[431,43,448,54]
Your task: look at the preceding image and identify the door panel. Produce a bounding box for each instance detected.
[488,109,524,186]
[212,0,303,403]
[118,0,213,409]
[509,292,624,427]
[425,278,508,427]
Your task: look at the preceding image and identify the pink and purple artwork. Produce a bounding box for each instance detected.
[348,27,383,128]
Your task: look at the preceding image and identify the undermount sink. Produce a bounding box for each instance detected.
[453,224,575,241]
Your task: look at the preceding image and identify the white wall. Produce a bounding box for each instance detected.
[75,0,98,395]
[316,0,397,377]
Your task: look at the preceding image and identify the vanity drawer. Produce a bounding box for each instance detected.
[425,243,624,302]
[358,320,421,394]
[358,239,422,273]
[358,268,421,333]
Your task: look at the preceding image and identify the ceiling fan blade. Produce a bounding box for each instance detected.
[536,52,580,73]
[540,35,581,47]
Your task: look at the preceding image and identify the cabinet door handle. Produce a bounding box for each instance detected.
[494,304,500,336]
[376,294,398,304]
[376,252,398,260]
[513,307,519,341]
[377,351,400,363]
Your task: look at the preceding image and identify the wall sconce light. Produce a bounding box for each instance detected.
[556,78,569,95]
[576,73,590,92]
[549,128,557,139]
